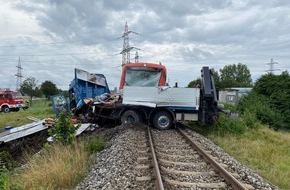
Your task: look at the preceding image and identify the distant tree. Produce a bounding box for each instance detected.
[187,68,221,98]
[187,68,220,88]
[41,80,58,99]
[58,89,69,98]
[187,78,201,87]
[219,63,252,89]
[20,77,42,100]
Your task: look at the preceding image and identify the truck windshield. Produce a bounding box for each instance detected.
[12,92,22,98]
[124,67,162,87]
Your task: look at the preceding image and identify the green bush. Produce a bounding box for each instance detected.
[256,108,285,130]
[49,111,79,145]
[213,113,246,136]
[242,108,260,129]
[238,91,287,130]
[223,102,238,112]
[250,72,290,130]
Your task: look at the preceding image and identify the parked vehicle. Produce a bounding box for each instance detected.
[0,88,26,113]
[52,64,218,130]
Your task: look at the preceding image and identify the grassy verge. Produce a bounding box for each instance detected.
[208,126,290,189]
[0,100,55,130]
[0,100,106,189]
[3,137,105,189]
[190,118,290,189]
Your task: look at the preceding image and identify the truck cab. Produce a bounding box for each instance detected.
[119,63,167,89]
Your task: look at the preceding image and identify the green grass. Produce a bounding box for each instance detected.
[12,142,92,189]
[0,100,106,189]
[0,100,55,130]
[191,122,290,189]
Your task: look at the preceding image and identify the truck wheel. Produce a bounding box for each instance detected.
[121,110,141,125]
[153,111,173,130]
[15,108,20,112]
[2,106,10,113]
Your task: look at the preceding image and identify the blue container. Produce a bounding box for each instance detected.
[5,126,13,130]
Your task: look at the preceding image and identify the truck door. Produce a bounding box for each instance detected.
[52,95,70,117]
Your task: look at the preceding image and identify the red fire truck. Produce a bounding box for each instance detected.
[0,88,26,113]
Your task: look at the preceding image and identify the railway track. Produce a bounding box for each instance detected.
[136,125,255,190]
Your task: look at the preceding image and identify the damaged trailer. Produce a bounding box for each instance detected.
[52,68,110,118]
[53,66,218,130]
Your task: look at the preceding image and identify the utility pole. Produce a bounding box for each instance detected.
[119,22,139,66]
[15,57,23,91]
[266,58,279,74]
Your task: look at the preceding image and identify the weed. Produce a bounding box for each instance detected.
[213,113,246,136]
[84,136,105,154]
[15,143,90,189]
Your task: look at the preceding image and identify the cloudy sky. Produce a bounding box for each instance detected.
[0,0,289,90]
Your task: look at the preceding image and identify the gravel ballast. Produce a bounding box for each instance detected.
[76,124,279,190]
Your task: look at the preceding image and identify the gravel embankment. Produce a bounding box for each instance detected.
[77,125,280,190]
[76,124,148,190]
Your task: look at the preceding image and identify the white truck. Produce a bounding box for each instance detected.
[52,66,218,130]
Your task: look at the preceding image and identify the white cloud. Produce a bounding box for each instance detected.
[0,0,289,90]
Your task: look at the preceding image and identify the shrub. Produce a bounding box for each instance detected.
[223,102,238,112]
[238,92,287,130]
[214,113,246,136]
[242,108,260,129]
[49,111,79,145]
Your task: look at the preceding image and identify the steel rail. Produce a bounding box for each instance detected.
[177,127,248,190]
[147,126,164,190]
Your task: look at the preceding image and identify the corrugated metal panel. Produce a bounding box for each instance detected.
[0,119,47,143]
[123,86,200,109]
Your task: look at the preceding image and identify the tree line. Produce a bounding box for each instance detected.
[187,63,253,91]
[20,77,67,100]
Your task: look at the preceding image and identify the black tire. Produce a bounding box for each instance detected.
[121,110,141,125]
[14,108,20,112]
[2,106,10,113]
[153,111,173,130]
